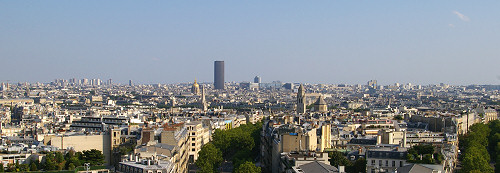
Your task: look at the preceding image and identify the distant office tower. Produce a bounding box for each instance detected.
[129,80,133,86]
[214,61,224,89]
[254,76,261,83]
[297,84,306,114]
[91,79,101,86]
[107,79,112,85]
[367,80,377,88]
[81,78,89,86]
[283,83,294,90]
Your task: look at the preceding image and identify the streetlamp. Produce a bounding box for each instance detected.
[84,163,90,173]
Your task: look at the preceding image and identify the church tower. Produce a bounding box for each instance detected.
[297,84,306,114]
[200,85,207,111]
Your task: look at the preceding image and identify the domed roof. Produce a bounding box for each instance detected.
[192,79,199,88]
[314,95,327,105]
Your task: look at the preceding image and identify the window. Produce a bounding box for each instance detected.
[385,160,388,167]
[392,161,395,167]
[192,132,195,136]
[192,138,195,141]
[371,160,375,165]
[192,148,195,151]
[379,160,382,166]
[192,143,195,146]
[400,161,403,167]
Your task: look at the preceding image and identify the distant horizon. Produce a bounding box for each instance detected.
[2,1,500,85]
[4,78,500,86]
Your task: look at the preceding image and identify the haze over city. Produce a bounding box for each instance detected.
[2,1,500,85]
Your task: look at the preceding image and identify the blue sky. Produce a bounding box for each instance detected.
[1,1,499,85]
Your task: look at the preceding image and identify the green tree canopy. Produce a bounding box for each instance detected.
[82,149,105,166]
[196,143,223,173]
[462,144,493,173]
[235,161,261,173]
[329,151,352,167]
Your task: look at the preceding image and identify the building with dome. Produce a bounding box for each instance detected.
[191,79,200,95]
[312,95,328,112]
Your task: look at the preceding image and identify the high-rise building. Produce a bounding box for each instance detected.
[367,80,377,88]
[283,83,294,90]
[0,83,5,92]
[129,80,133,86]
[297,84,306,114]
[214,61,224,89]
[81,78,89,86]
[254,76,261,83]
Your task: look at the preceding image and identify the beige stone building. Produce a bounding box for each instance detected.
[185,121,210,163]
[261,122,333,173]
[160,123,189,173]
[477,107,498,123]
[380,130,405,146]
[44,133,112,165]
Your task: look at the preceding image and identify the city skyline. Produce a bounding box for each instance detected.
[2,1,500,85]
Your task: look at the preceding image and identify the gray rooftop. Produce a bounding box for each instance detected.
[298,161,338,173]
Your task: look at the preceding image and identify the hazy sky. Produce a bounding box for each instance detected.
[2,1,500,85]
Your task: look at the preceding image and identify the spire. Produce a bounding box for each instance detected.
[201,85,207,111]
[298,84,304,94]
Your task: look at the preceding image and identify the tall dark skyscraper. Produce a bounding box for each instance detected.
[214,61,224,89]
[254,76,261,83]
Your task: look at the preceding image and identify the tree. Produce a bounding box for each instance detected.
[68,163,76,170]
[6,163,15,172]
[66,155,81,169]
[18,164,29,172]
[329,151,352,167]
[233,149,253,169]
[212,129,231,154]
[83,149,105,166]
[196,143,223,173]
[55,151,65,163]
[0,163,3,172]
[233,132,255,152]
[235,161,261,173]
[197,163,214,173]
[467,123,490,148]
[462,144,493,173]
[349,158,367,173]
[29,162,38,171]
[407,144,441,164]
[44,159,56,171]
[43,152,57,171]
[394,115,403,120]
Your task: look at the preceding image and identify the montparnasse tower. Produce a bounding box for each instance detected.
[191,79,200,95]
